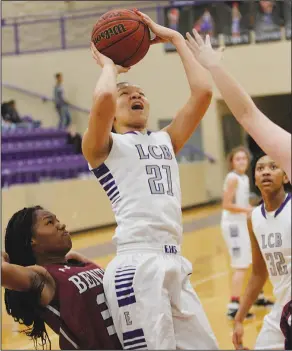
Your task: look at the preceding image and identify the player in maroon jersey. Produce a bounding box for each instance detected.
[280,300,292,350]
[1,206,122,350]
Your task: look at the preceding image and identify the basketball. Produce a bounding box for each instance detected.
[91,9,151,67]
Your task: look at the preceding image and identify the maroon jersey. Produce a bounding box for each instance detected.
[43,261,121,350]
[280,300,292,350]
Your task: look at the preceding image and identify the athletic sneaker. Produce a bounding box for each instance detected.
[254,297,274,308]
[226,302,254,320]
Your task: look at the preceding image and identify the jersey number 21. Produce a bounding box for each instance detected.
[146,165,174,196]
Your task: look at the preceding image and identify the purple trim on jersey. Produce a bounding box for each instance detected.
[99,173,113,185]
[124,131,138,135]
[108,186,118,197]
[147,130,152,135]
[261,193,291,218]
[91,163,121,204]
[275,193,291,217]
[261,203,267,218]
[115,266,136,308]
[123,328,147,350]
[108,191,119,201]
[92,163,109,179]
[104,180,115,192]
[112,196,121,205]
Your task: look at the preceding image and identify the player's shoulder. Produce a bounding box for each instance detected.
[225,171,239,183]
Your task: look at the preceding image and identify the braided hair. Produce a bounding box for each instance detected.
[4,206,51,349]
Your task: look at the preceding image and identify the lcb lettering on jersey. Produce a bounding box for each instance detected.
[135,144,173,160]
[261,233,283,249]
[93,24,127,44]
[68,268,104,294]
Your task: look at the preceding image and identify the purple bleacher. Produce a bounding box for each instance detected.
[1,127,68,143]
[1,127,88,187]
[1,144,74,161]
[2,155,89,187]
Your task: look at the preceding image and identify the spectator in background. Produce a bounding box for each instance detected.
[1,100,41,130]
[66,124,82,154]
[54,73,71,129]
[2,100,22,124]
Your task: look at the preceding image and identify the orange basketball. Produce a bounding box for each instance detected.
[91,9,151,67]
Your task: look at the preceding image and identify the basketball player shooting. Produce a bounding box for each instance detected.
[232,153,291,350]
[82,10,218,350]
[186,30,291,182]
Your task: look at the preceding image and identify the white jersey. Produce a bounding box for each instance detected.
[222,171,250,223]
[90,131,182,247]
[251,193,291,307]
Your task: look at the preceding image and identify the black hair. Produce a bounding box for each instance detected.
[117,81,129,89]
[251,151,291,193]
[112,82,130,134]
[4,206,51,349]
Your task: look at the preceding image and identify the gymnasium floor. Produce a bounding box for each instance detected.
[1,203,273,350]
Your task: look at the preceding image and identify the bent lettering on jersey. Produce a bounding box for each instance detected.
[68,268,104,294]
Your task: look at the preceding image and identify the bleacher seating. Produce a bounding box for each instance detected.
[1,128,89,187]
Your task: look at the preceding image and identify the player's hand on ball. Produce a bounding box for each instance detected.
[134,10,182,44]
[90,43,130,74]
[232,321,247,350]
[186,29,224,69]
[2,251,10,263]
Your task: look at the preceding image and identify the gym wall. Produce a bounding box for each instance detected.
[2,4,291,233]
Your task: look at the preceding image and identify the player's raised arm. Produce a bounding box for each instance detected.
[82,44,130,167]
[136,11,212,154]
[186,30,291,181]
[1,257,55,306]
[232,214,268,349]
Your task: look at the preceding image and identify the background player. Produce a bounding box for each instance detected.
[2,206,121,350]
[232,152,291,350]
[221,146,273,319]
[82,10,218,350]
[186,29,291,181]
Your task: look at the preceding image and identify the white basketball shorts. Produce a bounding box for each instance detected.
[255,303,285,350]
[103,243,218,350]
[221,220,252,269]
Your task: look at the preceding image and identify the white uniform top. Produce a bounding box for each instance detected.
[89,131,182,247]
[251,193,291,307]
[221,171,250,223]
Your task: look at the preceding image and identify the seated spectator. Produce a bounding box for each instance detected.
[66,124,82,154]
[1,100,41,130]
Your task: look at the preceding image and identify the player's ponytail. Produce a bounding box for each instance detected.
[4,206,51,349]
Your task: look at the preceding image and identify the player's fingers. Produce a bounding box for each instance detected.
[185,38,199,56]
[186,32,199,50]
[235,333,243,350]
[135,10,151,22]
[192,28,204,46]
[117,66,131,73]
[150,36,166,45]
[90,43,99,58]
[205,34,212,48]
